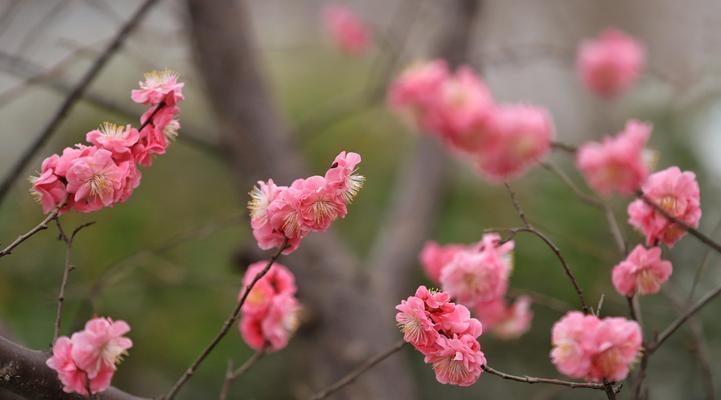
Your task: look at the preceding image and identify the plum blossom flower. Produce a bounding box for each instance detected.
[131,68,184,105]
[577,120,653,196]
[612,245,672,296]
[627,166,701,247]
[239,262,301,352]
[47,337,114,396]
[475,104,553,181]
[388,60,449,126]
[29,155,67,214]
[65,148,128,213]
[70,317,133,379]
[439,234,513,305]
[577,28,646,98]
[249,151,364,254]
[419,241,467,284]
[489,296,533,339]
[395,295,439,352]
[86,122,140,157]
[424,334,486,387]
[551,312,641,382]
[587,317,642,382]
[323,5,372,56]
[550,311,599,379]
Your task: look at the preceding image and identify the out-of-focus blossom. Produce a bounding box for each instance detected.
[419,241,467,284]
[323,5,372,56]
[612,245,672,296]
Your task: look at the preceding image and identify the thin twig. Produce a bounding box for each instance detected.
[163,241,288,400]
[639,193,721,255]
[218,350,265,400]
[309,339,406,400]
[482,364,612,391]
[0,0,160,206]
[647,282,721,353]
[0,195,67,258]
[52,220,95,344]
[550,140,577,154]
[688,218,721,304]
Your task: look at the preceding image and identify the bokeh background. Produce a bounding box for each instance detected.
[1,0,721,399]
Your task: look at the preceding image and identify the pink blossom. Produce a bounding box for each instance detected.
[413,285,452,310]
[292,176,347,232]
[70,317,132,379]
[577,28,646,98]
[323,5,372,56]
[46,337,113,396]
[422,67,494,153]
[490,296,533,339]
[239,314,265,351]
[587,317,642,382]
[249,180,295,253]
[577,120,652,196]
[259,294,301,352]
[419,241,467,284]
[55,144,96,177]
[131,68,184,106]
[424,334,486,387]
[439,236,513,305]
[29,155,67,214]
[550,311,598,379]
[627,166,702,247]
[65,148,128,213]
[473,298,508,328]
[324,151,365,204]
[86,122,140,157]
[113,161,141,204]
[612,245,672,296]
[475,104,553,181]
[395,295,439,352]
[266,186,306,254]
[434,302,483,338]
[241,261,297,316]
[387,60,450,125]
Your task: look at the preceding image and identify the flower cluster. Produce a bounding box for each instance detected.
[612,245,672,297]
[419,234,532,339]
[576,28,646,98]
[627,166,702,247]
[30,69,183,214]
[248,151,364,254]
[550,312,641,382]
[239,262,301,352]
[576,120,654,196]
[396,286,485,386]
[322,5,371,56]
[388,60,553,181]
[46,317,132,396]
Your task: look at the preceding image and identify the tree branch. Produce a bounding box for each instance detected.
[0,195,67,259]
[218,350,265,400]
[0,0,161,206]
[482,364,612,391]
[162,242,287,399]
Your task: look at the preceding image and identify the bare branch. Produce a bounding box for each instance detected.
[482,364,612,392]
[0,195,67,259]
[0,0,161,206]
[218,350,265,400]
[162,242,287,399]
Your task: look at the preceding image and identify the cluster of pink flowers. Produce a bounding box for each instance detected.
[576,120,654,196]
[248,151,364,254]
[612,245,672,297]
[396,286,485,386]
[30,69,183,214]
[46,317,132,396]
[322,5,371,56]
[419,234,532,339]
[627,166,702,247]
[388,60,553,182]
[551,312,641,382]
[576,28,646,98]
[239,262,301,352]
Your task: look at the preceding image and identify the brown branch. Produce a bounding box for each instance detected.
[0,336,147,400]
[218,350,265,400]
[550,140,578,154]
[52,220,95,344]
[482,364,611,391]
[0,0,160,206]
[162,241,287,399]
[309,340,406,400]
[639,193,721,255]
[501,184,591,313]
[0,195,68,259]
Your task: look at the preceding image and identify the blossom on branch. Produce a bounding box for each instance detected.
[612,245,672,296]
[627,166,701,247]
[46,317,132,396]
[239,262,301,352]
[551,312,641,382]
[396,286,486,386]
[29,69,184,214]
[576,28,646,98]
[248,151,364,254]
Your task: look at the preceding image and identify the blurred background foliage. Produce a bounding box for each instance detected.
[1,1,721,399]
